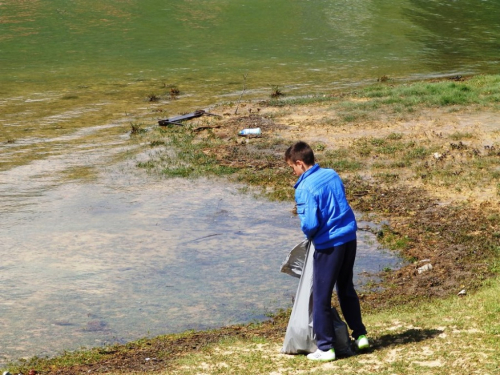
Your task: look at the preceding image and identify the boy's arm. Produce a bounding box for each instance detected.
[295,189,319,240]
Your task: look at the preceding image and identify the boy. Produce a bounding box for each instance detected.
[285,141,369,361]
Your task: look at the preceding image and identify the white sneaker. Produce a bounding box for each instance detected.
[355,335,370,350]
[306,348,336,361]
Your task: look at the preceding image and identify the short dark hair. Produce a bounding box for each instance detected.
[284,141,315,166]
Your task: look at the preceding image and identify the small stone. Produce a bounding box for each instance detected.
[417,263,433,274]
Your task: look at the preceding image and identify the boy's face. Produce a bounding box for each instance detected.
[287,159,308,177]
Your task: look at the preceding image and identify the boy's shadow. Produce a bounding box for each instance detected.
[359,328,443,353]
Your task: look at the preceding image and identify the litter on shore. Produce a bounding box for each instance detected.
[158,110,220,126]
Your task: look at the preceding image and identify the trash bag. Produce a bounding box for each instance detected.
[281,239,355,357]
[280,238,309,279]
[280,239,315,354]
[331,306,355,357]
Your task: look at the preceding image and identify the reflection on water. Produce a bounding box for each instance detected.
[0,165,403,365]
[406,0,500,69]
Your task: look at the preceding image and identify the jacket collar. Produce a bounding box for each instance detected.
[294,163,319,189]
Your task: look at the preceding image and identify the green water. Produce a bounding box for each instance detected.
[2,0,498,82]
[1,0,499,153]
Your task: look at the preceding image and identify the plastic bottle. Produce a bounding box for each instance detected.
[239,127,262,136]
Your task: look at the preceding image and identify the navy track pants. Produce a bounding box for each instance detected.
[312,239,367,351]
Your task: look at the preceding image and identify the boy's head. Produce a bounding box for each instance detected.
[285,141,315,176]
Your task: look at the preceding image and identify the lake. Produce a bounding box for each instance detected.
[1,0,499,365]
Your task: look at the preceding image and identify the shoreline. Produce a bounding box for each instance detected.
[5,74,500,374]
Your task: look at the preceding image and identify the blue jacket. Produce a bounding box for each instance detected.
[294,164,357,250]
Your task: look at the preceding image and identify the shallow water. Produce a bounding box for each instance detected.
[0,159,402,365]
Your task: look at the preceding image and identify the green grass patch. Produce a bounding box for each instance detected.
[449,131,476,140]
[378,230,410,252]
[323,158,363,173]
[266,75,500,118]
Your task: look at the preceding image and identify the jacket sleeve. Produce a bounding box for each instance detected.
[295,188,319,240]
